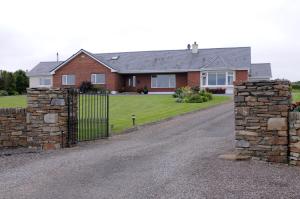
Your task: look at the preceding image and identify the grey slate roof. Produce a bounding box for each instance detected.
[93,47,251,73]
[27,61,63,77]
[250,63,272,78]
[28,47,253,76]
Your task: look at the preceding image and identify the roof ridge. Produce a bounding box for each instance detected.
[40,61,64,63]
[251,63,270,65]
[93,46,251,55]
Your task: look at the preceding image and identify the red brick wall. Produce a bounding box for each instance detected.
[187,72,200,87]
[52,52,121,91]
[235,70,248,83]
[123,73,187,92]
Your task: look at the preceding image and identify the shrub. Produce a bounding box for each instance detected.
[79,81,93,93]
[186,94,203,103]
[292,84,300,90]
[137,88,143,94]
[173,88,183,98]
[191,86,200,93]
[0,90,8,96]
[176,98,184,103]
[143,86,149,94]
[173,87,213,103]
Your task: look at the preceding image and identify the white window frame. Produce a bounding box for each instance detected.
[128,78,131,86]
[201,71,235,87]
[62,75,75,85]
[39,77,51,86]
[151,74,176,88]
[132,76,136,87]
[91,73,105,84]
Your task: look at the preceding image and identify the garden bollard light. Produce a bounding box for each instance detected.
[132,114,136,126]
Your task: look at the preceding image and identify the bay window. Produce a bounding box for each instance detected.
[202,71,235,86]
[227,72,234,85]
[151,74,176,88]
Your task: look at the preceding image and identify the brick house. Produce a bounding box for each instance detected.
[28,43,272,94]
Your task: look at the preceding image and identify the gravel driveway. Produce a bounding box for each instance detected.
[1,102,300,199]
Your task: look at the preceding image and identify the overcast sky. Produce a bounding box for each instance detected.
[0,0,299,81]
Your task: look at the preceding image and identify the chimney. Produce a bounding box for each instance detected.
[56,52,59,64]
[192,41,198,54]
[187,44,191,50]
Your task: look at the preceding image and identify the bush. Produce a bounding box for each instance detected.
[186,94,203,103]
[79,81,94,93]
[0,90,8,96]
[173,88,183,98]
[292,84,300,90]
[173,86,213,103]
[191,86,200,93]
[137,88,143,94]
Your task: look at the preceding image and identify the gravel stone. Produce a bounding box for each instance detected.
[1,103,300,199]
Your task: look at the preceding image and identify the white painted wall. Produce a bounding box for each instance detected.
[29,76,52,88]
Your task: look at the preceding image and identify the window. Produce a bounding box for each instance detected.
[39,77,51,86]
[132,76,136,87]
[91,74,105,84]
[202,73,207,86]
[128,78,131,86]
[208,73,217,85]
[62,75,75,85]
[202,71,235,86]
[217,72,226,85]
[227,72,234,85]
[151,74,176,88]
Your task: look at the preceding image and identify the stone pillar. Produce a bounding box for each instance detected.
[26,88,69,150]
[289,112,300,165]
[234,80,291,163]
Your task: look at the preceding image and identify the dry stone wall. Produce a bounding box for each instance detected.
[234,80,291,163]
[0,88,71,150]
[0,108,27,148]
[289,112,300,165]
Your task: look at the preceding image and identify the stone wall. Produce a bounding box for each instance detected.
[0,108,27,148]
[234,80,291,163]
[26,88,69,150]
[289,112,300,165]
[0,88,71,150]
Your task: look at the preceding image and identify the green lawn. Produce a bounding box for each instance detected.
[109,95,230,133]
[0,94,231,133]
[293,90,300,102]
[0,95,27,108]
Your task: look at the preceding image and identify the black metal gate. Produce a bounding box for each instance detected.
[67,89,109,146]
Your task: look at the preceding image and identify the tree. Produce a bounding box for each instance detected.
[14,70,29,94]
[1,70,16,95]
[0,70,4,90]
